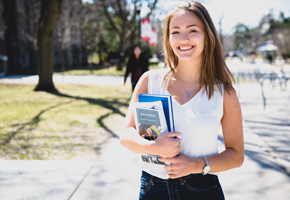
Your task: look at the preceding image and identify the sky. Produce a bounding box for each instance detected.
[82,0,290,35]
[154,0,290,34]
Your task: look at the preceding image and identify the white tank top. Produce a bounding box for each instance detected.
[140,68,224,179]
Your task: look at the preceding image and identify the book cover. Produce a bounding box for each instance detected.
[133,101,169,165]
[138,94,175,132]
[133,101,168,140]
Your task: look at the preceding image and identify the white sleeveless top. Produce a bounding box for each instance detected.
[140,68,224,179]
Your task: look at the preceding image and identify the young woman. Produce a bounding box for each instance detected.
[124,45,149,92]
[119,1,244,199]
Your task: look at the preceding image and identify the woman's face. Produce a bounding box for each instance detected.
[134,46,141,57]
[169,10,205,62]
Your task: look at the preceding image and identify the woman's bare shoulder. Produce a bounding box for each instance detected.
[223,87,241,111]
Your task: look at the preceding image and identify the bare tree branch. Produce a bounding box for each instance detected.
[146,0,158,18]
[100,0,121,34]
[116,0,126,23]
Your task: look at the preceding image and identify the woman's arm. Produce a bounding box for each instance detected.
[119,71,181,157]
[159,88,244,178]
[205,88,244,171]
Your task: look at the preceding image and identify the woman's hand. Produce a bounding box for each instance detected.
[159,153,203,179]
[153,131,181,158]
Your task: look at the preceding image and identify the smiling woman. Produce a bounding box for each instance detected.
[169,10,205,65]
[119,1,244,200]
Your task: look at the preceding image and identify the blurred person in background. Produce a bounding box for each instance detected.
[124,45,149,92]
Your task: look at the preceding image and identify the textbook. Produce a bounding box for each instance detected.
[133,94,175,165]
[138,94,175,132]
[133,101,168,141]
[133,101,169,165]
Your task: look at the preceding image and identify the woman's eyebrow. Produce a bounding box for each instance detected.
[170,26,180,29]
[186,24,199,28]
[170,24,199,29]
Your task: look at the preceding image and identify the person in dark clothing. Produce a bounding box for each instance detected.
[267,53,273,64]
[124,45,149,92]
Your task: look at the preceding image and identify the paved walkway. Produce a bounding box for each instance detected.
[0,74,127,86]
[1,63,290,199]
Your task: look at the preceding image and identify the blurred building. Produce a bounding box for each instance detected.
[1,0,40,75]
[0,2,5,55]
[0,0,87,75]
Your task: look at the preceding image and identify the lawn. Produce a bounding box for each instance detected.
[0,84,131,160]
[63,65,126,76]
[59,63,163,76]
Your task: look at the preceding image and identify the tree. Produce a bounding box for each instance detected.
[253,11,290,58]
[233,23,251,50]
[99,0,158,70]
[54,0,87,72]
[273,12,290,58]
[83,2,105,64]
[34,0,65,92]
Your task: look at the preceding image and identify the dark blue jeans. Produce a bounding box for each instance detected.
[139,171,225,200]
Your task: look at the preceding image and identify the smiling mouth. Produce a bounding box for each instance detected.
[178,46,194,51]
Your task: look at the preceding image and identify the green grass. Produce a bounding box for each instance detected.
[64,66,126,76]
[0,84,131,160]
[59,63,163,76]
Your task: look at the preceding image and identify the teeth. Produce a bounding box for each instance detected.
[179,46,192,50]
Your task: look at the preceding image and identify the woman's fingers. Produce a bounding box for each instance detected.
[154,131,182,157]
[166,131,181,139]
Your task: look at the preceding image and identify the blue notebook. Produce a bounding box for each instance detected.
[138,94,175,132]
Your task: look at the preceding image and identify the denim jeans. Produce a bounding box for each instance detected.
[139,171,225,200]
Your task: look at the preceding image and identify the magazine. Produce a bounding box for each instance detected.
[133,101,169,165]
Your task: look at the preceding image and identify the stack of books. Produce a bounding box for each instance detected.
[133,94,174,165]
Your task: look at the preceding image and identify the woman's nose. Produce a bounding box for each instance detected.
[179,33,189,42]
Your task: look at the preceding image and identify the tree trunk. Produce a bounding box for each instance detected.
[117,31,125,71]
[34,0,65,92]
[98,34,103,65]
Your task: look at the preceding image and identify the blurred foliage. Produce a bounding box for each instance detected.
[232,11,290,58]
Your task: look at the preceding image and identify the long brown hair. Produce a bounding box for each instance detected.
[162,1,235,99]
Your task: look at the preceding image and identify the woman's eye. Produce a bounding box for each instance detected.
[190,30,197,33]
[171,31,179,35]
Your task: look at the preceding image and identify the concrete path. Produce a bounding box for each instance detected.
[1,63,290,199]
[0,74,126,86]
[0,160,94,200]
[220,82,290,200]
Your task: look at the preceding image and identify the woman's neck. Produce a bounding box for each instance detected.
[175,60,201,83]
